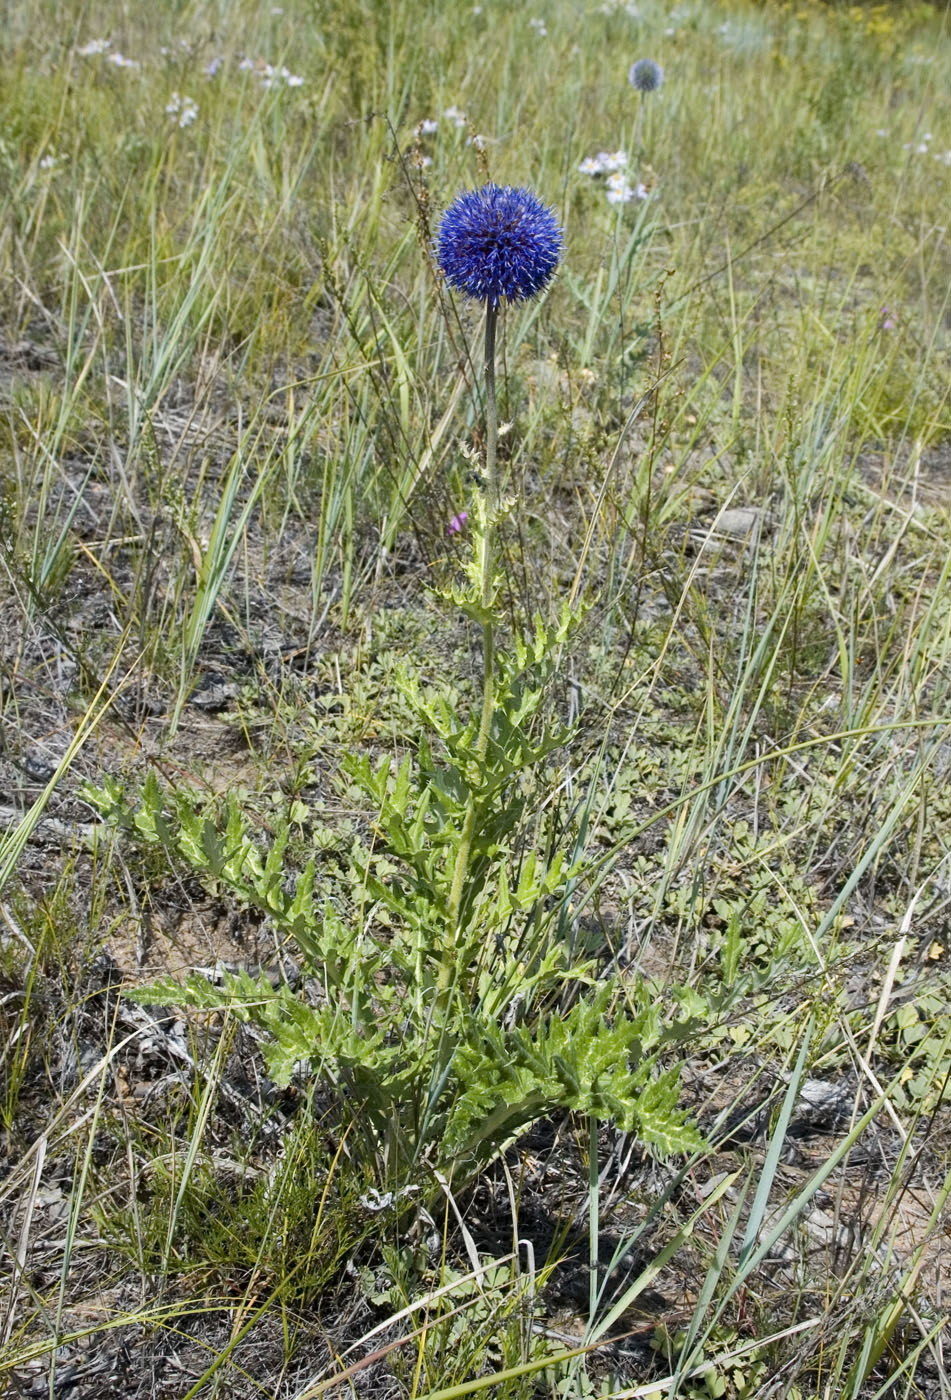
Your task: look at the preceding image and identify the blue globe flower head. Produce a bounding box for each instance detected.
[435,184,563,308]
[629,58,664,93]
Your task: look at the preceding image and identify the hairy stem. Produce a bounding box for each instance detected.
[476,301,498,760]
[443,302,499,990]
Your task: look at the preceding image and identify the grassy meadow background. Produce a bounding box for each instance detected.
[2,0,951,1395]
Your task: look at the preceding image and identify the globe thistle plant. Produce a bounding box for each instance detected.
[628,57,664,93]
[434,182,562,942]
[435,183,562,309]
[434,182,561,633]
[628,57,664,173]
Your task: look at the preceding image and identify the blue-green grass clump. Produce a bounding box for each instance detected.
[435,184,563,307]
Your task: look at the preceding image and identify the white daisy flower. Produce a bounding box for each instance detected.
[605,171,649,204]
[166,92,198,126]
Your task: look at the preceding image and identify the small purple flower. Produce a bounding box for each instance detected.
[435,184,563,308]
[880,305,897,330]
[629,58,664,93]
[448,510,469,536]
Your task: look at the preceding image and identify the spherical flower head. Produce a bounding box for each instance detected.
[629,58,664,93]
[435,184,563,308]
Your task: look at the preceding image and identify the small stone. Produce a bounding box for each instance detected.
[712,506,768,538]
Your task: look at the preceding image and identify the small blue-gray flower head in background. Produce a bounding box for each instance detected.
[435,184,563,308]
[629,58,664,93]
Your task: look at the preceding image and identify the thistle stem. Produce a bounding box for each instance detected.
[476,302,498,761]
[444,303,499,981]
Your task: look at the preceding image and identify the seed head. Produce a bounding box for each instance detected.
[435,184,563,307]
[628,58,664,93]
